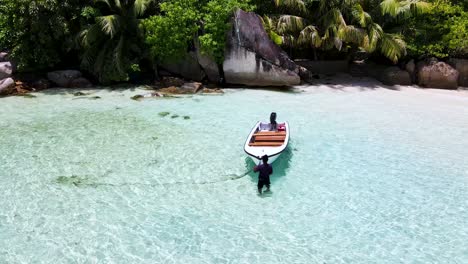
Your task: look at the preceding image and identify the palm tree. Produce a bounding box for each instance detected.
[267,0,429,63]
[79,0,156,83]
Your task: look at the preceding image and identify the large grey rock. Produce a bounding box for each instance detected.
[160,76,185,87]
[47,70,82,87]
[194,40,220,83]
[223,9,300,86]
[298,66,315,83]
[448,58,468,87]
[180,82,203,93]
[417,58,459,89]
[159,52,206,82]
[405,59,416,83]
[0,52,9,62]
[0,77,15,95]
[0,61,14,79]
[380,66,412,86]
[70,77,92,88]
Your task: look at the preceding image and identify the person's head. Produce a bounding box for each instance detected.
[270,112,277,124]
[262,155,269,164]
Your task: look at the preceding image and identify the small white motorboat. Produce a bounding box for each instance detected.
[244,121,290,164]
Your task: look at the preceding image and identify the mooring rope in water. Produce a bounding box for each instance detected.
[54,170,253,188]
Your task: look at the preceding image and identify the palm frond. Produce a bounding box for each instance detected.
[274,0,307,14]
[281,34,298,48]
[380,0,400,17]
[321,8,346,30]
[321,27,338,50]
[338,25,366,45]
[365,23,384,52]
[261,16,277,32]
[97,15,121,38]
[381,0,431,18]
[298,25,322,48]
[379,33,406,63]
[113,0,121,10]
[95,0,111,8]
[261,16,283,45]
[351,3,371,27]
[277,15,307,34]
[133,0,155,17]
[409,1,431,16]
[79,24,102,47]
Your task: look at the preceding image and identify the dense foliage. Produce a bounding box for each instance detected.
[0,0,467,82]
[259,0,431,63]
[142,0,253,63]
[405,0,468,58]
[0,0,85,71]
[79,0,157,83]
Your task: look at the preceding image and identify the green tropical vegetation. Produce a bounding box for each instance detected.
[142,0,253,63]
[405,0,468,58]
[78,0,158,83]
[0,0,467,83]
[0,0,84,71]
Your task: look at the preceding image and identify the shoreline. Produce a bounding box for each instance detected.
[3,74,468,100]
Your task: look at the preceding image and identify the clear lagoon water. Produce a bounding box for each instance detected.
[0,85,467,263]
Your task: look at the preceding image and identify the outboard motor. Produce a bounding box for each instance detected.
[270,112,277,131]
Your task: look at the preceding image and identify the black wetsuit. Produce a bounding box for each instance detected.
[257,163,273,189]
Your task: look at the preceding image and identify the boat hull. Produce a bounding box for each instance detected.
[244,121,289,164]
[248,153,279,164]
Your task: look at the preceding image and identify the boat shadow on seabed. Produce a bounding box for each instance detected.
[245,145,293,189]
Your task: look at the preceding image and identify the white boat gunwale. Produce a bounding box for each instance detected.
[244,121,290,162]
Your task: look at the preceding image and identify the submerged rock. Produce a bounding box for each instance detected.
[131,92,164,101]
[73,91,89,96]
[72,96,101,100]
[56,175,95,187]
[223,9,300,86]
[158,112,170,117]
[131,95,144,101]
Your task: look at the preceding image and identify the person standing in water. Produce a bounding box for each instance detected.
[254,155,273,194]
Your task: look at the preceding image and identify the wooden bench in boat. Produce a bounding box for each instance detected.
[249,142,284,147]
[254,135,286,141]
[253,131,286,136]
[249,130,287,147]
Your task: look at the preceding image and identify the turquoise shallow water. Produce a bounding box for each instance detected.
[0,86,467,263]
